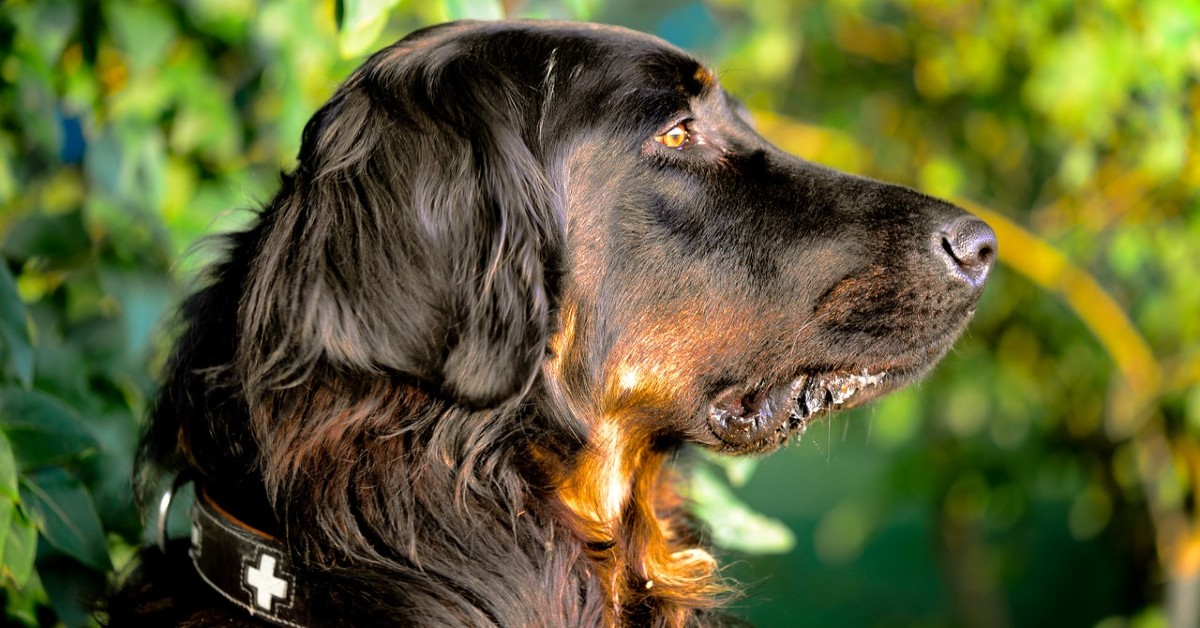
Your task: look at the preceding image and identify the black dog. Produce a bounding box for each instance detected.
[106,20,995,627]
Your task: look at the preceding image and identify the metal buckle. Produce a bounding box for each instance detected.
[155,472,192,552]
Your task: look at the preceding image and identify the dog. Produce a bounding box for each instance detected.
[105,20,996,627]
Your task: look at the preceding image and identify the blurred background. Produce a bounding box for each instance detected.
[0,0,1197,626]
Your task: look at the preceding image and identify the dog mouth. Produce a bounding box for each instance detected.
[706,370,889,452]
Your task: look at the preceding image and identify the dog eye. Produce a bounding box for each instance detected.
[655,123,690,149]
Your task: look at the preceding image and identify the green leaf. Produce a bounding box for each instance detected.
[164,77,241,164]
[1,212,92,270]
[3,506,38,588]
[8,4,79,69]
[0,138,16,207]
[19,468,111,572]
[0,264,34,389]
[10,61,61,160]
[562,0,600,19]
[0,433,18,572]
[0,388,98,470]
[443,0,503,20]
[0,497,11,571]
[697,448,760,487]
[0,431,18,501]
[687,465,795,555]
[105,3,177,74]
[339,0,403,58]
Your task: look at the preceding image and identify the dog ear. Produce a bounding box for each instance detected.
[239,48,563,408]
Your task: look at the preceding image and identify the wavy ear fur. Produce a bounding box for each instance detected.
[239,41,563,408]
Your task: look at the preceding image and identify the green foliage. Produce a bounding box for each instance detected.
[20,468,111,573]
[0,389,98,470]
[339,0,405,56]
[0,267,33,388]
[0,0,1196,626]
[686,461,796,554]
[680,0,1199,625]
[0,1,594,623]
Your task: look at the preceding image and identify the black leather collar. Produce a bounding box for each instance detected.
[183,486,315,627]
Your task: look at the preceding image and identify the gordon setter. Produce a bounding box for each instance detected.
[106,20,996,627]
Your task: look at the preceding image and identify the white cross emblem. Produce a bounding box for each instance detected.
[245,553,289,611]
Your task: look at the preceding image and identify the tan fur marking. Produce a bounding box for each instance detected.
[558,418,628,527]
[548,302,734,625]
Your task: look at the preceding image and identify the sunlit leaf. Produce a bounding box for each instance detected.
[339,0,403,58]
[0,431,17,502]
[697,449,759,487]
[1187,388,1200,438]
[443,0,503,20]
[688,465,795,555]
[105,3,176,74]
[2,507,38,588]
[19,468,112,572]
[0,433,14,571]
[0,497,11,573]
[561,0,600,19]
[919,156,964,199]
[167,82,240,165]
[183,0,255,41]
[0,139,17,205]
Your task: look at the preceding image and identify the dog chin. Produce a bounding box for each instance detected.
[704,368,902,454]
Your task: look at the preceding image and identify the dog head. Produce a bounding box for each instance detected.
[235,21,993,457]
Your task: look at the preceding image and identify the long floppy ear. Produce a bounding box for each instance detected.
[238,43,563,408]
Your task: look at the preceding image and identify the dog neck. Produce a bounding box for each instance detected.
[188,487,312,627]
[542,305,730,625]
[551,416,725,626]
[218,369,726,627]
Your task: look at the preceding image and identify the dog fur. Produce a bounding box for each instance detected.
[106,20,995,627]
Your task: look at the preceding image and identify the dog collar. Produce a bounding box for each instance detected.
[186,487,314,627]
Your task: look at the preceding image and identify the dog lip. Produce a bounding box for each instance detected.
[789,369,888,423]
[706,369,890,451]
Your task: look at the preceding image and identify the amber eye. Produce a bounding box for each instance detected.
[655,123,690,149]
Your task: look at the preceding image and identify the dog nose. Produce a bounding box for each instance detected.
[937,215,997,286]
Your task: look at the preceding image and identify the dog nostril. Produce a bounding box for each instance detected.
[938,216,998,286]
